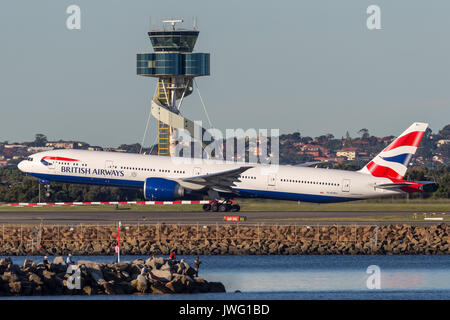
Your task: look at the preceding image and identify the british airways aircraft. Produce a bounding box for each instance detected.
[18,123,437,212]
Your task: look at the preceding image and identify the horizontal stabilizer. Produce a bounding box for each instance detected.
[374,182,415,190]
[375,181,438,193]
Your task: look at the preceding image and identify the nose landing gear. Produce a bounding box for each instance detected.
[202,200,240,212]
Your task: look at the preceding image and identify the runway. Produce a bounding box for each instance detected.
[0,210,444,225]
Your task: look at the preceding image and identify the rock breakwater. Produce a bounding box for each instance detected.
[0,256,225,296]
[0,223,448,255]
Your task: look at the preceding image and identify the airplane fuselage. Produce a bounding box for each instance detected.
[18,149,402,203]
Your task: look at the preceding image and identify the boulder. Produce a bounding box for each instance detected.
[129,264,142,276]
[21,281,34,296]
[102,269,120,282]
[115,262,130,272]
[23,259,36,268]
[132,259,145,266]
[28,273,43,286]
[53,256,66,265]
[0,257,13,267]
[49,263,67,274]
[1,272,19,283]
[42,270,61,291]
[149,279,173,294]
[118,281,135,294]
[77,261,105,284]
[103,281,122,295]
[166,275,192,293]
[146,257,165,269]
[192,277,209,293]
[160,262,172,271]
[208,281,226,293]
[82,286,92,296]
[9,281,21,294]
[150,269,172,282]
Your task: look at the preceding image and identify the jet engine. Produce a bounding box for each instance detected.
[143,178,184,201]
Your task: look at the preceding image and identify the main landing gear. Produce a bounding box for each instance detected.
[202,200,240,212]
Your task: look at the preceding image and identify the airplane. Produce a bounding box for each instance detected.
[17,122,438,212]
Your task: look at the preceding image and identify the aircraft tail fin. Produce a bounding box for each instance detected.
[359,122,428,180]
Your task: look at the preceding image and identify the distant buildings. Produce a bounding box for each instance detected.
[437,139,449,147]
[0,125,448,168]
[27,147,54,153]
[4,144,27,149]
[336,147,359,161]
[45,142,87,149]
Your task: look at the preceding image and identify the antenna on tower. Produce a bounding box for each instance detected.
[162,19,183,31]
[193,17,198,30]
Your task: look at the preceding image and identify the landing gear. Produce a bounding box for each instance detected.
[202,200,240,212]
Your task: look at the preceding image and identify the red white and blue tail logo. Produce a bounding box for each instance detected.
[359,122,428,180]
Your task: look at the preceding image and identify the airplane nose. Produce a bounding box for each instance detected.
[17,160,26,172]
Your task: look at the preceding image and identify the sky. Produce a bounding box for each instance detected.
[0,0,449,147]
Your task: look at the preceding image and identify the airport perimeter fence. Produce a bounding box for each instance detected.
[1,223,446,251]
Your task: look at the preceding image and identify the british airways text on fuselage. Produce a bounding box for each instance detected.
[60,166,125,177]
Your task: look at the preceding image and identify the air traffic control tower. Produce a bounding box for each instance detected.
[137,19,210,156]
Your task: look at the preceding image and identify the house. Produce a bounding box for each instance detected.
[88,146,103,151]
[46,142,80,149]
[432,155,444,164]
[437,139,450,147]
[302,144,320,152]
[4,144,27,149]
[336,147,359,161]
[27,147,54,153]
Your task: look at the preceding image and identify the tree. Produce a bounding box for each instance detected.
[33,134,48,147]
[118,143,142,154]
[438,124,450,139]
[358,128,370,140]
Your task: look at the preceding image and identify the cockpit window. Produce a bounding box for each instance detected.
[27,157,33,161]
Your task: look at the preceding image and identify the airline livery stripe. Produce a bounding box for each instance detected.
[366,161,403,180]
[384,131,424,151]
[380,153,412,166]
[42,156,79,162]
[371,156,407,177]
[377,146,417,158]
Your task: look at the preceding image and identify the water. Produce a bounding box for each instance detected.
[1,255,449,300]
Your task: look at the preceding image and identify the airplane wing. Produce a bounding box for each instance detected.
[180,166,253,193]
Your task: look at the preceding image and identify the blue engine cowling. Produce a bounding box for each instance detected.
[144,178,185,201]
